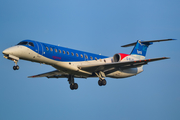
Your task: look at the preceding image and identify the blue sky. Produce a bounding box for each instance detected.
[0,0,180,120]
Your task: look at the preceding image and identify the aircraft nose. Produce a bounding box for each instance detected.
[2,48,12,55]
[2,46,23,57]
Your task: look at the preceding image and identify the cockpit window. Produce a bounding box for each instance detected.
[28,42,34,47]
[17,41,28,45]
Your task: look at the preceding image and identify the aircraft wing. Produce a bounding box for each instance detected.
[28,70,88,78]
[78,57,170,73]
[28,57,169,78]
[28,70,69,78]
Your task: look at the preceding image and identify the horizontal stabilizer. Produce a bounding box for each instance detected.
[121,39,175,47]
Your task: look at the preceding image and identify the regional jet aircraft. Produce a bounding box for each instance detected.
[2,39,174,90]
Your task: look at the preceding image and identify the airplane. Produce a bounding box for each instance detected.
[2,39,174,90]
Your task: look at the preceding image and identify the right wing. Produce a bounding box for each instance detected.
[78,57,170,73]
[28,57,169,78]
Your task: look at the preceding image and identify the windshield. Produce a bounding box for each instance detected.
[28,42,34,47]
[17,41,34,47]
[17,41,28,45]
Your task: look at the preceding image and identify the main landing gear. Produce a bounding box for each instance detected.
[95,71,107,86]
[98,79,107,86]
[70,83,78,90]
[68,75,78,90]
[13,60,19,70]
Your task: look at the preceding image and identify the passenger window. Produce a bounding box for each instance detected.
[80,54,83,58]
[76,53,79,57]
[46,47,49,51]
[59,50,61,53]
[95,57,97,60]
[90,56,93,60]
[50,48,53,51]
[55,49,57,52]
[85,55,88,59]
[67,51,69,55]
[71,52,74,56]
[28,42,34,47]
[63,50,65,54]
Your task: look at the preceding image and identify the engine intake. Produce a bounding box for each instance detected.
[113,53,129,62]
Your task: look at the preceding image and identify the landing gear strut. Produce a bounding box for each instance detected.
[95,71,107,86]
[68,75,78,90]
[13,60,19,70]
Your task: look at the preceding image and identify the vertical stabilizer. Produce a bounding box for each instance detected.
[130,40,153,58]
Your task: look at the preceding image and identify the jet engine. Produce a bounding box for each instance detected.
[113,53,129,62]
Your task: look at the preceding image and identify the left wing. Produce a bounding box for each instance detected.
[28,70,69,78]
[78,57,170,73]
[28,70,87,78]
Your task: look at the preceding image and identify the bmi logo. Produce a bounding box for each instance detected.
[137,50,142,54]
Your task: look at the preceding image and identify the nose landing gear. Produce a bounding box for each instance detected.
[13,60,19,70]
[13,65,19,70]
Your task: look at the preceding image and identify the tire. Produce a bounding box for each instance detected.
[98,80,102,86]
[74,83,78,90]
[70,84,74,90]
[13,66,17,70]
[102,79,107,86]
[16,65,19,70]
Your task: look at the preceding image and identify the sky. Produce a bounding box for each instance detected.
[0,0,180,120]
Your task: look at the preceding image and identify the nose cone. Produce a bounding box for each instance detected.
[2,48,13,55]
[2,46,23,56]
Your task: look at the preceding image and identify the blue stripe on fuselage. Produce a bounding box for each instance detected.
[19,40,108,62]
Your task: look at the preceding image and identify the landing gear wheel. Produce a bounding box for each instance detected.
[74,83,78,90]
[16,65,19,70]
[13,65,19,70]
[98,79,107,86]
[102,79,106,86]
[70,83,78,90]
[13,66,17,70]
[98,80,102,86]
[70,84,74,90]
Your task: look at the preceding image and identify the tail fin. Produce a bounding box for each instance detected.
[121,39,175,58]
[130,40,152,57]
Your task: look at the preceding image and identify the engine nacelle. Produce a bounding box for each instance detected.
[113,53,129,62]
